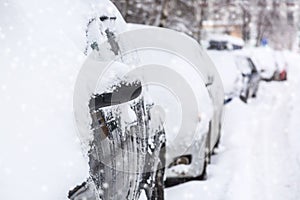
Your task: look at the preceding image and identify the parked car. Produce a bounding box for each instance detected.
[208,50,261,104]
[126,23,225,187]
[207,34,245,50]
[247,47,277,81]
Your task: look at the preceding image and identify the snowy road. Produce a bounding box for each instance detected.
[165,53,300,200]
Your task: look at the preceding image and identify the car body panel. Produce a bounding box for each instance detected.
[125,24,224,178]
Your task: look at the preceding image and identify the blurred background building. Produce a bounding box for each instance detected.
[111,0,299,50]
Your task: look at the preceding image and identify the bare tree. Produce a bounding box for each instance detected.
[110,0,298,49]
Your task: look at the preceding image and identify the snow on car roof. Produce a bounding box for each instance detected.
[208,34,245,47]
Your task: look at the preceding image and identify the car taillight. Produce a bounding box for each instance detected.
[280,70,287,81]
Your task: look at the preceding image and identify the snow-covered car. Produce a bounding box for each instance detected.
[208,50,261,104]
[207,34,245,50]
[273,50,288,81]
[247,47,278,81]
[126,23,225,186]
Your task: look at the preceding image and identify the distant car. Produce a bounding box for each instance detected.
[247,47,277,81]
[207,34,245,50]
[208,50,261,104]
[273,51,288,81]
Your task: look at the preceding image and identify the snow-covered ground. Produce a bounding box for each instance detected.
[165,52,300,200]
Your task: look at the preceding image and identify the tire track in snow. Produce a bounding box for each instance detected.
[221,80,300,200]
[165,52,300,200]
[166,80,300,200]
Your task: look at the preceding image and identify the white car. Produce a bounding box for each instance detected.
[207,34,245,50]
[247,47,277,81]
[208,50,261,103]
